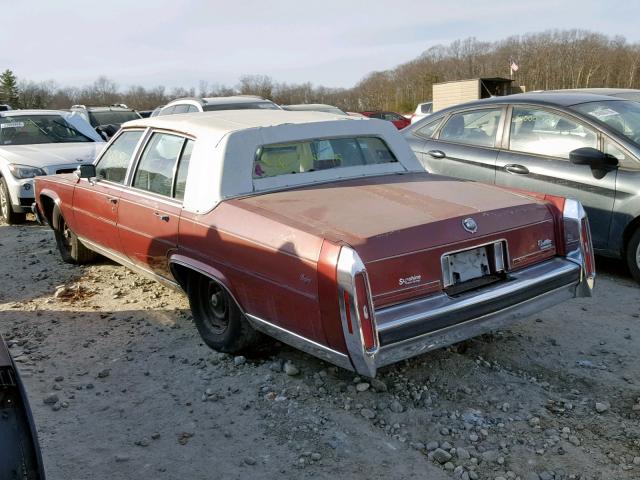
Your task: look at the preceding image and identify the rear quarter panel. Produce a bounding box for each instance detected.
[177,202,332,348]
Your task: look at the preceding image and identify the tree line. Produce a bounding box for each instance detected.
[2,29,640,114]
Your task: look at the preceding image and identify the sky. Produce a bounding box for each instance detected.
[1,0,638,91]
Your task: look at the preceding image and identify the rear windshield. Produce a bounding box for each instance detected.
[88,110,140,127]
[0,114,94,145]
[203,102,279,111]
[253,136,397,179]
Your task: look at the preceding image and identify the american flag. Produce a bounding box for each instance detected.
[509,58,519,72]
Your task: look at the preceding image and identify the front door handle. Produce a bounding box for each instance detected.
[107,197,118,204]
[427,149,446,159]
[504,164,530,175]
[154,212,170,222]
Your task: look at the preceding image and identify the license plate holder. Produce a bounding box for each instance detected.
[441,241,507,290]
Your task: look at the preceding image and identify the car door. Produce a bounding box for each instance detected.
[603,138,640,254]
[117,132,193,278]
[495,105,617,249]
[416,107,505,184]
[71,129,144,253]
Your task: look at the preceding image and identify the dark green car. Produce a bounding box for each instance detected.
[404,93,640,283]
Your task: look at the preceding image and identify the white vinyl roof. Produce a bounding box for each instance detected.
[123,109,357,141]
[120,110,423,213]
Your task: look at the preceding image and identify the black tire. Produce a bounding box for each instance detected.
[53,208,97,264]
[188,275,261,353]
[626,227,640,284]
[0,177,26,225]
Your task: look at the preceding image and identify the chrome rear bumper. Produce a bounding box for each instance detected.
[348,256,588,377]
[375,259,580,369]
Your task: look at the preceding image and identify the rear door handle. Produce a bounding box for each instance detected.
[504,164,530,175]
[107,197,118,204]
[154,212,170,222]
[427,149,446,159]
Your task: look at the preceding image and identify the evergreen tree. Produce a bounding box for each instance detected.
[0,69,19,106]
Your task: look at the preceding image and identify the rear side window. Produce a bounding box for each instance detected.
[174,140,194,200]
[133,133,184,197]
[96,130,143,183]
[420,103,433,114]
[438,108,502,147]
[158,106,176,116]
[172,104,190,114]
[509,107,597,159]
[415,117,443,138]
[253,137,397,179]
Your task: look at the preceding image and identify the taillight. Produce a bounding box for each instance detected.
[580,215,595,280]
[336,246,378,377]
[354,273,376,351]
[563,198,595,290]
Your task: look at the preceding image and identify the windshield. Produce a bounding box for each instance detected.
[0,114,94,145]
[203,102,279,111]
[88,110,140,127]
[253,136,397,179]
[571,100,640,145]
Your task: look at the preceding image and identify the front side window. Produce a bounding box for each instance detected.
[0,114,94,145]
[604,137,638,169]
[96,130,143,183]
[133,133,185,197]
[253,136,397,179]
[438,108,502,147]
[510,107,597,159]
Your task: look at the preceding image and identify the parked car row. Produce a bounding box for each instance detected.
[403,92,640,282]
[31,109,595,377]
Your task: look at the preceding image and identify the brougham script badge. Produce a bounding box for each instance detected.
[462,217,478,234]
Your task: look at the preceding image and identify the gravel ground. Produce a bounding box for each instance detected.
[1,221,639,480]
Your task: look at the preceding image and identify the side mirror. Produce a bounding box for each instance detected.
[569,147,618,168]
[95,124,119,141]
[75,164,97,180]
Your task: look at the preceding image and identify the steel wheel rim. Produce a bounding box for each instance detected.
[204,282,229,334]
[0,185,7,219]
[60,220,72,253]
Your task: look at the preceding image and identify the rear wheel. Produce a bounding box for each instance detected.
[188,275,261,353]
[0,177,26,225]
[53,209,96,264]
[626,228,640,284]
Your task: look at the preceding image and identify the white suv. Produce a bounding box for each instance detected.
[0,110,104,224]
[158,96,281,116]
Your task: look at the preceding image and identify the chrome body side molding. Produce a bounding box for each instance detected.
[79,237,181,291]
[245,314,354,372]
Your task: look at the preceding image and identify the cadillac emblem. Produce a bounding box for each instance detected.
[462,217,478,233]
